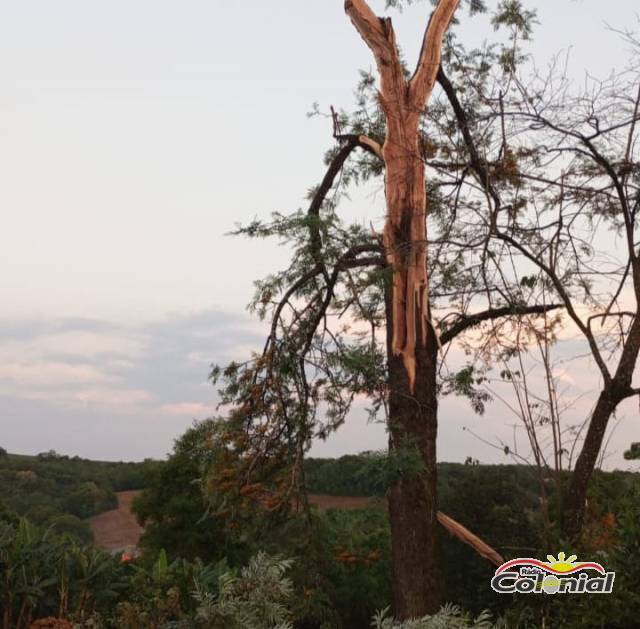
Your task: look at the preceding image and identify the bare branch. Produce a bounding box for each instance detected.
[410,0,461,106]
[344,0,405,97]
[437,511,505,568]
[440,304,563,346]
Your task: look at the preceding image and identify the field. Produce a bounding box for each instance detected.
[89,490,144,551]
[89,490,377,551]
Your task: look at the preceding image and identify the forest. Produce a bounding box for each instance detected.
[2,0,640,627]
[0,451,157,544]
[1,433,639,627]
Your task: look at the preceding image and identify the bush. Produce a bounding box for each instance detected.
[372,604,497,629]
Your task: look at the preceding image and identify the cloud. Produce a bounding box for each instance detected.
[0,308,636,470]
[0,361,114,388]
[159,402,217,417]
[71,388,152,406]
[0,309,265,458]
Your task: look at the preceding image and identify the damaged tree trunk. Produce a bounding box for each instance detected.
[386,286,441,616]
[345,0,459,391]
[345,0,460,617]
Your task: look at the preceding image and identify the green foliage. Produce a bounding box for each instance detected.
[305,454,385,497]
[373,604,496,628]
[0,514,295,629]
[116,551,228,628]
[3,439,640,627]
[525,486,640,629]
[0,517,128,627]
[0,452,159,543]
[49,513,95,544]
[314,507,392,628]
[132,420,241,563]
[440,366,491,415]
[193,552,294,629]
[491,1,537,39]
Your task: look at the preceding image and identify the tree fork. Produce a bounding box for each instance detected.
[344,0,459,617]
[345,0,460,391]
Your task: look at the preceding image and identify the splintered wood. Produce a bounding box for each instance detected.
[345,0,459,390]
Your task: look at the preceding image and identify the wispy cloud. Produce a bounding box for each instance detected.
[0,309,264,459]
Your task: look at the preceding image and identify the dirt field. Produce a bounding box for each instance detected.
[89,490,143,551]
[89,490,376,552]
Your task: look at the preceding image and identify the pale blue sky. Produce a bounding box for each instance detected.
[1,1,638,466]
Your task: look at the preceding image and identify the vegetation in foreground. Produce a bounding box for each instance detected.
[1,424,638,628]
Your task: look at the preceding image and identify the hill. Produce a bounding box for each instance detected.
[0,450,159,542]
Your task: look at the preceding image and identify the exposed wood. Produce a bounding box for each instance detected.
[345,0,460,618]
[410,0,461,104]
[357,134,383,159]
[346,0,460,390]
[437,511,505,568]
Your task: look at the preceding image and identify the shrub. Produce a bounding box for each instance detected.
[372,604,497,629]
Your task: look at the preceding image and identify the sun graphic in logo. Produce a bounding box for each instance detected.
[545,552,579,574]
[494,551,606,577]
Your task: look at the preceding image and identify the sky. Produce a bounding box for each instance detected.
[1,0,639,467]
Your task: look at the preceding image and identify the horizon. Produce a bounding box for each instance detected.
[1,0,639,470]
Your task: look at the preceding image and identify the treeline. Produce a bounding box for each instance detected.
[304,454,547,498]
[130,426,640,627]
[302,454,639,615]
[2,436,639,627]
[0,450,159,543]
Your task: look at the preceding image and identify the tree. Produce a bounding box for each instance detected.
[624,443,640,461]
[343,0,462,616]
[433,20,640,540]
[207,0,557,618]
[133,420,242,563]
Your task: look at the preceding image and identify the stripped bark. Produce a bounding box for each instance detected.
[345,0,460,391]
[437,512,505,568]
[344,0,460,617]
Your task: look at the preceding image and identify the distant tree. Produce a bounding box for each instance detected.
[0,447,7,457]
[63,482,115,519]
[133,420,242,563]
[37,450,61,461]
[50,513,94,544]
[624,443,640,461]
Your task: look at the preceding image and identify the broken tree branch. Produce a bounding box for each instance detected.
[345,0,460,390]
[410,0,461,106]
[437,511,505,568]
